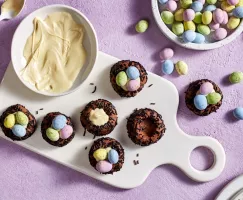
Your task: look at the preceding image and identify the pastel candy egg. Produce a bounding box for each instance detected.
[135,20,149,33]
[183,9,196,21]
[213,9,224,23]
[108,149,119,164]
[233,107,243,120]
[202,11,213,24]
[228,0,239,5]
[206,92,222,104]
[200,82,214,95]
[180,0,193,8]
[222,11,229,25]
[172,22,185,35]
[221,2,235,12]
[126,79,140,91]
[175,61,188,75]
[204,5,217,11]
[192,32,206,43]
[166,0,177,12]
[159,48,174,60]
[93,148,108,161]
[52,115,67,130]
[191,1,203,12]
[96,161,113,173]
[12,125,26,137]
[162,60,174,74]
[194,95,208,110]
[161,11,174,24]
[175,9,184,21]
[184,21,196,31]
[126,66,140,80]
[106,147,112,153]
[227,16,240,29]
[237,0,243,6]
[197,24,211,35]
[60,125,73,139]
[193,12,202,23]
[4,114,15,129]
[116,71,128,87]
[182,30,196,42]
[159,0,169,4]
[213,28,227,40]
[207,0,217,4]
[197,0,206,4]
[229,71,243,83]
[233,6,243,18]
[46,128,59,141]
[15,111,29,126]
[209,21,220,30]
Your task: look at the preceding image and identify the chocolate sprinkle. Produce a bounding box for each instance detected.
[133,160,137,165]
[83,129,86,136]
[36,111,38,115]
[85,147,88,150]
[150,103,156,105]
[92,86,97,93]
[137,153,139,157]
[90,83,94,85]
[39,108,44,110]
[148,84,153,88]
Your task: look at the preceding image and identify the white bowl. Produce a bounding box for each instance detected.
[11,5,98,96]
[151,0,243,50]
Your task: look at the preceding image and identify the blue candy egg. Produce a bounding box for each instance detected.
[126,66,140,80]
[233,107,243,120]
[192,32,205,43]
[182,30,196,43]
[12,125,26,137]
[233,7,243,18]
[159,0,168,4]
[108,149,119,164]
[52,115,67,130]
[162,60,174,75]
[194,95,208,110]
[204,5,216,12]
[191,1,203,12]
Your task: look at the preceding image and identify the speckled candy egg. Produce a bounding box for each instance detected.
[200,82,214,95]
[4,114,15,129]
[183,9,196,21]
[93,148,108,161]
[160,48,174,60]
[192,32,205,43]
[180,0,193,8]
[108,149,119,164]
[46,128,59,141]
[126,79,140,91]
[172,22,185,35]
[135,20,149,33]
[191,1,203,12]
[166,0,177,12]
[197,24,211,35]
[202,11,213,24]
[229,71,243,83]
[209,21,220,30]
[159,0,169,4]
[162,60,174,74]
[60,125,73,139]
[184,21,196,31]
[233,6,243,18]
[182,30,196,42]
[228,0,239,5]
[12,124,26,137]
[175,9,184,21]
[194,95,208,110]
[175,61,188,75]
[227,16,240,29]
[15,111,29,126]
[213,28,227,40]
[52,115,67,130]
[206,92,222,104]
[204,5,217,11]
[194,12,203,23]
[126,66,140,80]
[233,107,243,120]
[213,9,224,23]
[96,161,113,173]
[161,11,174,24]
[116,71,128,87]
[222,11,229,25]
[197,0,206,4]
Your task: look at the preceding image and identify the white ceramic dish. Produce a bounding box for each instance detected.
[11,5,98,96]
[0,52,226,189]
[151,0,243,50]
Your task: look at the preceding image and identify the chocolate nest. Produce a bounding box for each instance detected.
[185,79,223,116]
[127,108,166,146]
[89,137,125,174]
[0,104,37,141]
[110,60,148,97]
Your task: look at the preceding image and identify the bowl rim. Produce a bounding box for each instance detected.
[151,0,243,50]
[11,4,98,97]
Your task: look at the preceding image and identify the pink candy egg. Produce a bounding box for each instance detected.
[209,21,220,30]
[160,48,174,60]
[166,0,177,12]
[96,161,113,173]
[222,11,228,25]
[60,125,73,139]
[213,9,224,24]
[126,80,140,91]
[227,0,239,5]
[200,82,214,95]
[183,9,196,21]
[213,28,227,40]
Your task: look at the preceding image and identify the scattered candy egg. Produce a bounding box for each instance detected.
[4,114,15,129]
[183,9,196,21]
[108,149,119,164]
[184,21,196,31]
[159,0,169,4]
[175,8,184,21]
[172,22,185,35]
[60,125,73,139]
[197,24,211,35]
[192,32,206,43]
[175,61,188,75]
[193,12,203,23]
[182,30,196,42]
[15,111,29,126]
[202,11,213,24]
[116,71,128,87]
[96,161,113,173]
[126,79,140,91]
[194,95,208,110]
[166,0,178,12]
[204,5,217,11]
[221,11,229,25]
[126,66,140,80]
[12,125,26,137]
[161,11,174,24]
[213,28,227,40]
[228,0,239,5]
[93,148,108,161]
[206,92,222,104]
[106,147,112,153]
[233,6,243,18]
[191,1,203,12]
[180,0,193,8]
[200,82,214,95]
[213,9,224,24]
[46,128,59,141]
[209,21,220,30]
[52,115,67,130]
[233,107,243,120]
[221,1,235,12]
[227,16,240,29]
[229,71,243,83]
[162,60,174,74]
[159,48,174,60]
[135,20,149,33]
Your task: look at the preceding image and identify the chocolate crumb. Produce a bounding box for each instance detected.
[83,129,86,136]
[136,160,139,165]
[85,147,88,150]
[148,84,153,88]
[150,103,156,105]
[90,83,94,85]
[39,108,44,110]
[133,160,137,165]
[136,153,139,157]
[92,86,97,93]
[36,111,38,115]
[93,135,96,139]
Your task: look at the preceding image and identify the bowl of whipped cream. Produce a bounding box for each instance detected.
[11,5,98,96]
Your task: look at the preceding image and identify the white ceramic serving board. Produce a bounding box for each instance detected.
[0,52,226,189]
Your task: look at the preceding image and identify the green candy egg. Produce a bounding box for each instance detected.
[93,148,108,161]
[180,0,193,8]
[46,128,59,142]
[15,111,29,125]
[229,72,243,83]
[4,114,15,129]
[207,0,217,4]
[135,20,149,33]
[161,11,174,25]
[194,12,202,24]
[206,92,222,105]
[116,71,128,87]
[172,22,184,35]
[197,24,211,35]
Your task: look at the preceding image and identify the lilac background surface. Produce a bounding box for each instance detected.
[0,0,243,199]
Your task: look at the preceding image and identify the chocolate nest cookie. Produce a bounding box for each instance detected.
[80,99,118,136]
[185,79,223,116]
[0,104,37,141]
[127,108,166,146]
[110,60,148,97]
[89,137,125,174]
[41,112,75,147]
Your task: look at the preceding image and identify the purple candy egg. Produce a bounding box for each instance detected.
[60,125,73,139]
[126,80,140,91]
[209,21,220,30]
[200,82,214,95]
[183,9,196,21]
[213,28,227,40]
[159,48,174,60]
[166,0,177,12]
[227,0,239,5]
[213,9,224,24]
[96,161,113,173]
[222,11,228,25]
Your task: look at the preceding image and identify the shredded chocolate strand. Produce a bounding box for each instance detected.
[92,86,97,93]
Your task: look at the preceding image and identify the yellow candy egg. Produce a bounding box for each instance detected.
[93,148,108,161]
[4,114,15,129]
[237,0,243,6]
[175,9,184,21]
[184,21,196,31]
[227,16,241,29]
[175,61,188,75]
[221,1,235,12]
[202,11,213,25]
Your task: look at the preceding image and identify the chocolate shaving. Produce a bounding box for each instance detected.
[85,147,88,150]
[83,129,86,136]
[136,160,139,165]
[148,84,153,88]
[133,160,137,165]
[90,83,94,85]
[136,153,139,157]
[39,108,44,110]
[36,111,38,115]
[150,103,156,105]
[93,135,96,139]
[92,86,97,93]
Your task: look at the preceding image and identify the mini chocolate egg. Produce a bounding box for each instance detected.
[192,32,206,43]
[126,66,140,80]
[229,71,243,83]
[233,107,243,120]
[116,71,128,87]
[197,24,211,35]
[135,20,149,33]
[126,79,140,91]
[166,0,177,12]
[207,0,217,4]
[222,11,229,25]
[52,115,67,130]
[175,9,184,21]
[180,0,193,8]
[108,149,119,164]
[175,61,188,75]
[191,1,203,12]
[204,5,217,11]
[159,0,169,4]
[183,9,196,21]
[227,16,240,29]
[184,21,196,31]
[202,11,213,24]
[228,0,239,5]
[209,21,220,30]
[161,11,174,24]
[194,95,208,110]
[96,161,113,173]
[46,128,59,141]
[213,28,227,40]
[162,60,174,74]
[200,82,214,95]
[93,148,108,161]
[182,30,196,42]
[106,147,112,153]
[206,92,222,104]
[160,48,174,60]
[221,1,235,12]
[60,125,73,139]
[12,124,26,137]
[193,12,203,23]
[15,111,29,126]
[4,114,15,129]
[172,22,185,35]
[233,6,243,18]
[213,9,224,24]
